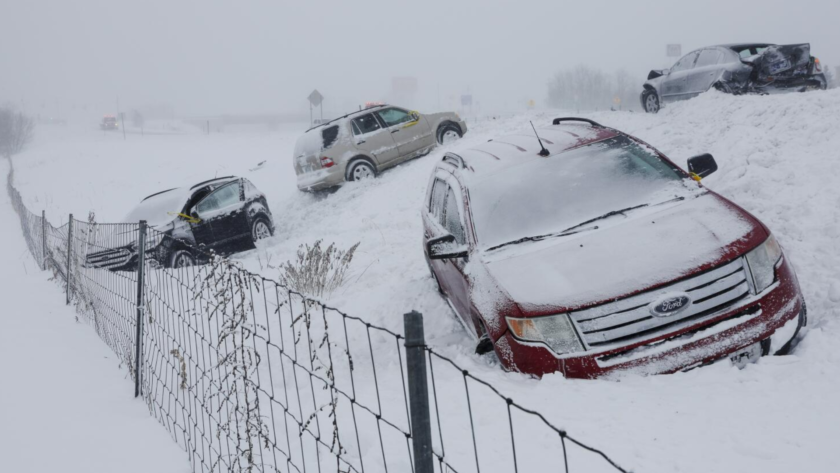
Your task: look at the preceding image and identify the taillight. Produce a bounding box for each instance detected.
[814,57,822,72]
[320,156,335,168]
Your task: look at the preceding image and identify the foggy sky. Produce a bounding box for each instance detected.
[2,0,838,117]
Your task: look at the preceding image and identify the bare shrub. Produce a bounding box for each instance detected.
[0,106,35,159]
[279,240,360,298]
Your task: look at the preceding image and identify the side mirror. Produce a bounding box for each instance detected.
[410,112,420,121]
[427,234,468,260]
[687,153,718,180]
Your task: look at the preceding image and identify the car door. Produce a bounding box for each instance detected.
[425,176,472,329]
[186,190,216,249]
[687,49,724,95]
[660,51,699,102]
[350,113,400,167]
[440,184,471,323]
[375,107,434,161]
[192,181,248,253]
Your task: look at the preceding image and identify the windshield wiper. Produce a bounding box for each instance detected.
[486,226,600,252]
[562,196,686,234]
[486,196,687,252]
[560,203,649,234]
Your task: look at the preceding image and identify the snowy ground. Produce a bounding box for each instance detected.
[0,159,189,472]
[8,90,840,472]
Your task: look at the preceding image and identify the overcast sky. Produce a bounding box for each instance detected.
[1,0,837,117]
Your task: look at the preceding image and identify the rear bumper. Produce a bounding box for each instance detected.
[496,257,804,379]
[296,165,344,191]
[750,73,826,92]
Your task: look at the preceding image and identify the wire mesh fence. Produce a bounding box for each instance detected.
[5,161,633,473]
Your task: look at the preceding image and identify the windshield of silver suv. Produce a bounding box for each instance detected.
[471,136,692,251]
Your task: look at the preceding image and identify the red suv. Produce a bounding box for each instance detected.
[422,118,806,378]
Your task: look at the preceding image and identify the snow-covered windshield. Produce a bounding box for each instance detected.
[471,136,690,251]
[123,188,190,227]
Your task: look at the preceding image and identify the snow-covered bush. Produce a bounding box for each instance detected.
[279,240,360,298]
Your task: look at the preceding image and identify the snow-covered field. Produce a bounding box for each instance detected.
[0,159,189,473]
[8,90,840,472]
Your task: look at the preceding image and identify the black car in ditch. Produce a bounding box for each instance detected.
[641,43,828,113]
[85,176,275,270]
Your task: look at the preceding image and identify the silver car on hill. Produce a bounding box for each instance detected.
[294,105,467,191]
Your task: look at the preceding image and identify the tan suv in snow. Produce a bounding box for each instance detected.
[294,105,467,191]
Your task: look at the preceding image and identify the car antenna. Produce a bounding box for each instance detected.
[530,121,550,157]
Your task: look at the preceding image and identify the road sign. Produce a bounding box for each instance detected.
[461,94,472,106]
[666,44,682,58]
[308,90,324,107]
[527,99,535,109]
[613,96,622,105]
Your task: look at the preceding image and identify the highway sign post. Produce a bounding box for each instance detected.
[666,44,682,58]
[308,89,324,125]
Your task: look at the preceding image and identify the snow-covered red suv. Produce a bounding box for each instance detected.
[422,118,806,378]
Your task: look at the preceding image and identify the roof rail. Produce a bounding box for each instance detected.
[190,176,236,190]
[442,153,466,169]
[304,104,388,133]
[552,117,604,127]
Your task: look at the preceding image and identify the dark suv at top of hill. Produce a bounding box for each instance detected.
[642,43,827,113]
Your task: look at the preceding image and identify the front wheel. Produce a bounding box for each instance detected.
[437,124,462,145]
[169,249,196,269]
[642,89,660,114]
[251,217,273,243]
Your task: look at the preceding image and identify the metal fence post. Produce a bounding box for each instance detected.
[66,214,73,305]
[41,210,47,270]
[404,311,434,473]
[134,220,147,398]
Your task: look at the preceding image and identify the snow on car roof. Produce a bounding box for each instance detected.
[453,123,619,177]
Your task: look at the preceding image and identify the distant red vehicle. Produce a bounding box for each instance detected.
[422,118,806,378]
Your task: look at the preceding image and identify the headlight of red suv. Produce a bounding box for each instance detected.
[745,234,783,294]
[507,314,584,355]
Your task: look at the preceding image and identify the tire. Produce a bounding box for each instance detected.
[347,160,375,182]
[437,124,462,145]
[169,249,196,269]
[642,89,660,114]
[713,81,732,94]
[250,216,273,243]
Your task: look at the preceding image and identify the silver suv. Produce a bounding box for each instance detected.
[294,105,467,191]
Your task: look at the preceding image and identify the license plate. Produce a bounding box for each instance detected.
[730,341,763,369]
[769,59,790,74]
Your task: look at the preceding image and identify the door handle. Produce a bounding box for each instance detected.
[357,140,366,145]
[391,129,400,133]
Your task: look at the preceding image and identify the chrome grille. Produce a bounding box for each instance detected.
[85,247,132,269]
[570,258,750,347]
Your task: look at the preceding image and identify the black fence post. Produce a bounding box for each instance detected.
[41,210,47,270]
[66,214,73,305]
[404,311,434,473]
[134,220,147,398]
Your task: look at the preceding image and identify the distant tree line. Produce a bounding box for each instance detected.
[547,66,642,112]
[0,105,35,159]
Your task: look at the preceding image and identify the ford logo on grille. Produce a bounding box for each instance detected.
[649,293,692,317]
